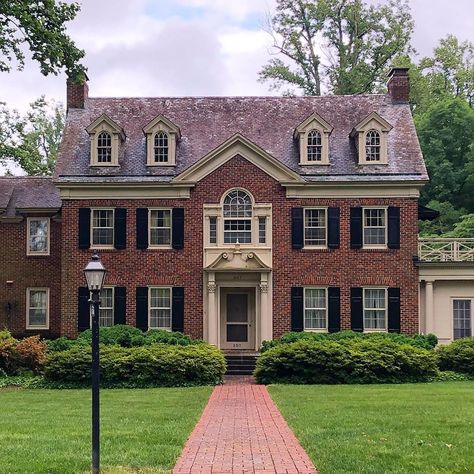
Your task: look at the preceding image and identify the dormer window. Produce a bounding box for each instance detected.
[97,131,112,163]
[86,114,125,167]
[351,112,392,165]
[307,130,322,162]
[295,113,333,165]
[365,130,381,162]
[143,115,180,166]
[154,131,169,163]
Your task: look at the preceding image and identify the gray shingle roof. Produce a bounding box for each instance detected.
[55,95,428,183]
[0,177,61,217]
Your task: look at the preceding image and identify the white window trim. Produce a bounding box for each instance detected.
[363,287,388,333]
[148,208,172,249]
[221,188,254,246]
[26,217,50,256]
[148,286,173,331]
[452,297,473,339]
[26,287,50,330]
[89,125,120,167]
[89,286,115,328]
[303,207,328,249]
[303,287,328,332]
[90,208,115,249]
[362,207,388,249]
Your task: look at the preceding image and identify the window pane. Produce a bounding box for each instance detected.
[154,132,169,163]
[223,219,251,243]
[150,210,171,245]
[364,288,386,330]
[28,290,47,326]
[150,309,171,329]
[258,217,266,244]
[363,208,386,246]
[304,289,327,330]
[92,210,114,246]
[304,209,326,246]
[209,217,217,244]
[365,130,380,161]
[29,219,48,252]
[453,299,472,339]
[223,190,252,218]
[97,132,112,163]
[150,288,171,308]
[307,130,322,161]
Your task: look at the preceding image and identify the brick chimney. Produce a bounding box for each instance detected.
[66,77,89,109]
[387,67,410,104]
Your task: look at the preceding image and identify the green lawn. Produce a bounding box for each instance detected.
[269,382,474,474]
[0,387,212,474]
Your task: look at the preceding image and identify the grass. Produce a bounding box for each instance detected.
[269,382,474,474]
[0,387,212,474]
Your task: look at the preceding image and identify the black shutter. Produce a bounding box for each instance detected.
[327,207,340,249]
[388,287,401,333]
[114,208,127,249]
[136,287,148,331]
[291,287,304,332]
[136,208,148,249]
[388,207,401,249]
[350,207,363,249]
[114,287,126,325]
[350,287,363,332]
[328,287,341,333]
[172,208,184,250]
[78,287,90,332]
[291,208,304,249]
[78,208,91,249]
[172,287,185,333]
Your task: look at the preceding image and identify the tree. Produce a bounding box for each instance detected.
[0,97,64,176]
[259,0,413,95]
[0,0,86,80]
[446,214,474,238]
[419,201,467,236]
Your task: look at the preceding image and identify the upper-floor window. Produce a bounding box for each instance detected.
[304,288,327,330]
[149,209,171,246]
[86,114,124,167]
[365,130,381,162]
[363,208,387,247]
[91,209,114,248]
[97,131,112,163]
[307,130,322,162]
[453,299,472,339]
[26,288,49,329]
[154,132,169,163]
[304,208,327,247]
[223,190,252,244]
[363,288,387,331]
[27,217,50,255]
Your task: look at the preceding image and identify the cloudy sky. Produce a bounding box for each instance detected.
[1,0,473,111]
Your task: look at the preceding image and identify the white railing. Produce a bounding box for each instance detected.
[418,238,474,262]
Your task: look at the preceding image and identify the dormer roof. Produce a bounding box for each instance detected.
[350,111,393,137]
[86,113,126,141]
[294,112,333,137]
[143,114,181,138]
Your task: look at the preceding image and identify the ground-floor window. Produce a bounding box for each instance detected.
[149,287,172,329]
[26,288,49,329]
[99,287,114,327]
[304,288,327,330]
[453,299,472,339]
[363,288,387,331]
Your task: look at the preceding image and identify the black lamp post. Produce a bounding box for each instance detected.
[83,254,106,474]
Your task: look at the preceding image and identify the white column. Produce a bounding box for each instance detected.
[425,281,435,334]
[207,272,218,346]
[259,273,272,343]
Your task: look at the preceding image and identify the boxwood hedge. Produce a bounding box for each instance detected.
[254,338,438,384]
[436,338,474,375]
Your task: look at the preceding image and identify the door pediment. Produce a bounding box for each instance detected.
[205,248,271,272]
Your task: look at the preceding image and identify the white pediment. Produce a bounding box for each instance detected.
[205,248,272,272]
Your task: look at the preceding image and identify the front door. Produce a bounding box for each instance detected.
[220,288,255,350]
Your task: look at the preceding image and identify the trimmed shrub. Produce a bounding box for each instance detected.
[14,336,47,374]
[46,337,79,353]
[144,329,202,346]
[260,331,438,353]
[43,343,226,387]
[437,338,474,375]
[254,339,438,384]
[0,330,18,374]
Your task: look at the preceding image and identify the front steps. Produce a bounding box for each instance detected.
[225,354,259,375]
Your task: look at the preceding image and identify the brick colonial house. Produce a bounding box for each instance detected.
[1,68,473,348]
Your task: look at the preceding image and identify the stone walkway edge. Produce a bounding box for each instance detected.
[173,379,317,474]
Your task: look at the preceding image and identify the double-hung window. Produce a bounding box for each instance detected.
[363,288,387,331]
[99,287,114,327]
[149,287,172,329]
[26,288,49,329]
[27,218,50,255]
[304,288,327,330]
[453,299,472,339]
[91,209,114,247]
[149,209,171,246]
[304,208,327,247]
[363,208,387,247]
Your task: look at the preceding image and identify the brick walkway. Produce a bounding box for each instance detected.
[173,381,317,474]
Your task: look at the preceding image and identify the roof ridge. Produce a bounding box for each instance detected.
[86,94,388,100]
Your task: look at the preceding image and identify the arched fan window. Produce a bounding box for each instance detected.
[223,190,252,244]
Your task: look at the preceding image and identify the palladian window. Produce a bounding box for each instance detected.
[307,130,322,162]
[223,190,252,244]
[97,131,112,163]
[365,130,381,162]
[154,131,169,163]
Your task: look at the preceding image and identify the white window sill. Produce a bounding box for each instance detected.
[148,245,173,250]
[26,325,49,330]
[27,252,50,257]
[303,329,328,333]
[363,329,388,333]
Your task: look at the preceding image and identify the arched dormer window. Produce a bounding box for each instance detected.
[223,189,252,244]
[154,131,169,163]
[97,131,112,163]
[365,130,381,162]
[307,130,322,162]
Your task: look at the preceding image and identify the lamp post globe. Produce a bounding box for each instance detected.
[84,253,106,292]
